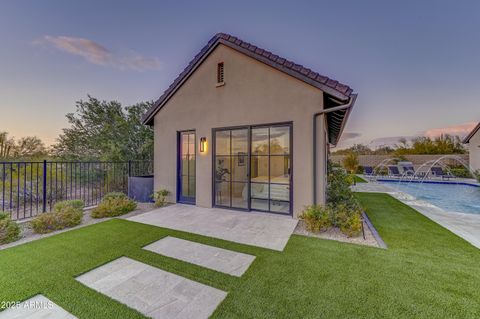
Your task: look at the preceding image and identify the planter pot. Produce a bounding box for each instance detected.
[128,175,154,202]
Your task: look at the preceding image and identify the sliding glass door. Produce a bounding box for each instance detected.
[213,123,291,214]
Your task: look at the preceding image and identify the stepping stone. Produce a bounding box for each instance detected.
[0,295,77,319]
[76,257,226,319]
[144,236,256,277]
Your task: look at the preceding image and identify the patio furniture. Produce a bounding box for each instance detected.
[402,166,416,176]
[388,166,402,177]
[364,166,375,176]
[430,167,455,180]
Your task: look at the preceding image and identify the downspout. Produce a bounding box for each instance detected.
[312,94,357,204]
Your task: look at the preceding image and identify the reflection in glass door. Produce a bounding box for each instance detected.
[250,125,291,214]
[178,131,196,204]
[214,128,249,209]
[213,124,291,214]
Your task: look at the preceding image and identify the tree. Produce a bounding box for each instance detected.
[53,96,154,161]
[13,136,47,159]
[394,134,466,155]
[0,132,47,160]
[342,151,359,174]
[0,132,14,159]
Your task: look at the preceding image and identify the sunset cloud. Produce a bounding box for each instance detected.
[341,132,361,141]
[37,35,161,71]
[423,122,477,138]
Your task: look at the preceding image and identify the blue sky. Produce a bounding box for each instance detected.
[1,0,479,147]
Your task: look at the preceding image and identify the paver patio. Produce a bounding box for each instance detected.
[143,236,256,277]
[76,257,227,319]
[128,204,298,251]
[0,295,77,319]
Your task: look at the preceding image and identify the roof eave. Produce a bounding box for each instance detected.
[332,94,357,146]
[463,122,480,143]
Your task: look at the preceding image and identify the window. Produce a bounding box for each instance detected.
[217,62,224,84]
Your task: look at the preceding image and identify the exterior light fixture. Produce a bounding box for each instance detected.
[200,137,207,153]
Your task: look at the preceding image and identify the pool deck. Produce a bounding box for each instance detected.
[353,181,480,249]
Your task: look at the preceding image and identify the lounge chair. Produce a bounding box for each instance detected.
[388,166,402,177]
[430,166,454,180]
[402,166,415,176]
[364,166,375,176]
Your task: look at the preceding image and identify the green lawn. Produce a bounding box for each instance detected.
[353,174,367,183]
[0,193,479,318]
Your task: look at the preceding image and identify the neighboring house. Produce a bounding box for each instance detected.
[142,33,356,217]
[464,122,480,172]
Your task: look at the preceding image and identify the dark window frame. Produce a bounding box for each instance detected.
[212,122,293,215]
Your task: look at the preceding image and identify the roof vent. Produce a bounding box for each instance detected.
[216,62,225,86]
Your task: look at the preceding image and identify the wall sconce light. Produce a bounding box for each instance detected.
[200,137,207,153]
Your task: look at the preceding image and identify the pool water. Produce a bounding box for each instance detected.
[380,181,480,215]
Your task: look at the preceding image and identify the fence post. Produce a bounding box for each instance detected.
[128,160,132,177]
[42,160,47,212]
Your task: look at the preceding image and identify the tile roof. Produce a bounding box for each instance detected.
[143,32,354,125]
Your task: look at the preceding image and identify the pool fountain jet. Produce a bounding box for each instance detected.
[403,155,477,184]
[372,158,403,180]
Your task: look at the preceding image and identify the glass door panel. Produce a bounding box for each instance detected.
[178,131,195,203]
[214,128,249,209]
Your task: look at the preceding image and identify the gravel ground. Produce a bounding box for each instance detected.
[294,220,380,248]
[0,202,157,251]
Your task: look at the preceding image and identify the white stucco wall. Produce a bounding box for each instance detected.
[469,130,480,171]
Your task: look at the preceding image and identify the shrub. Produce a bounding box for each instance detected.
[448,166,471,178]
[103,192,128,201]
[54,199,84,212]
[152,189,170,207]
[333,204,363,237]
[91,192,137,218]
[475,170,480,183]
[356,165,364,174]
[0,212,21,244]
[342,152,359,174]
[327,162,357,208]
[30,200,84,234]
[299,205,332,232]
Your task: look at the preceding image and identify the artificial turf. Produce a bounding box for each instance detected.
[353,174,367,183]
[0,193,479,318]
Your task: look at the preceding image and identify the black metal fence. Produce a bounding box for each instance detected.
[0,160,152,221]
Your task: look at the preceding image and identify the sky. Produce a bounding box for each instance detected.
[0,0,479,148]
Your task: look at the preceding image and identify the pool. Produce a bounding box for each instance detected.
[378,181,480,215]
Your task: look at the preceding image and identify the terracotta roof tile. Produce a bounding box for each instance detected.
[300,67,310,75]
[316,74,328,83]
[335,83,349,94]
[269,54,279,62]
[262,50,271,58]
[292,64,302,72]
[326,79,338,88]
